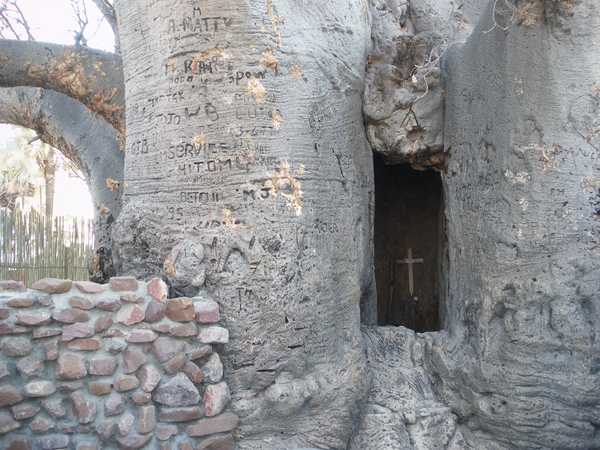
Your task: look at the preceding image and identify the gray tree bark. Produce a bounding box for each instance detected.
[112,0,374,447]
[0,40,124,135]
[0,0,598,448]
[430,0,600,447]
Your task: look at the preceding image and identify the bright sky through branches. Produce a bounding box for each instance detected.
[10,0,114,51]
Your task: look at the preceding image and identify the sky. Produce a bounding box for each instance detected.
[11,0,114,51]
[1,0,115,219]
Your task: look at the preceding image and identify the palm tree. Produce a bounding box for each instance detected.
[0,125,54,215]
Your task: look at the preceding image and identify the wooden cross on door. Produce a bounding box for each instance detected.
[396,248,423,296]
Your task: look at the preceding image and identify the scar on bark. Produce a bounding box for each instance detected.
[232,132,256,165]
[165,254,177,277]
[100,204,111,217]
[290,65,307,82]
[581,176,600,191]
[266,161,304,215]
[106,178,120,192]
[0,52,11,66]
[189,45,232,74]
[519,143,561,172]
[266,0,284,47]
[222,208,243,231]
[192,134,205,148]
[271,108,284,130]
[260,48,279,75]
[520,0,574,28]
[245,78,267,104]
[166,59,177,72]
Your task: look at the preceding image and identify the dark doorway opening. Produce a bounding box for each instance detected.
[373,153,444,332]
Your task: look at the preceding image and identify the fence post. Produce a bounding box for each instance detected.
[64,246,70,280]
[1,211,94,286]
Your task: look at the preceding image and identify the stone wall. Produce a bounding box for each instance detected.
[0,278,236,450]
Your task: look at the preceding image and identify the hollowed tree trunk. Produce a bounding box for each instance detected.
[113,0,375,447]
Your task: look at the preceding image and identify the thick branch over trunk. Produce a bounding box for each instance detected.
[0,86,124,254]
[0,40,124,135]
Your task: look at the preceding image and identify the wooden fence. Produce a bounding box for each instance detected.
[0,210,94,287]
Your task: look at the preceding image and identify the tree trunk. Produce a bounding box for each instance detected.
[112,0,374,447]
[430,1,600,447]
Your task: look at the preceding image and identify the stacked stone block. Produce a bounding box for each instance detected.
[0,278,237,450]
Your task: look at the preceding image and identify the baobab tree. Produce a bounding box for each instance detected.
[0,0,373,447]
[1,0,600,449]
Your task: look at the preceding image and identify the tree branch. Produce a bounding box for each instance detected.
[71,0,89,47]
[90,0,120,53]
[0,0,35,41]
[0,11,21,40]
[0,39,124,136]
[11,1,34,40]
[0,86,124,254]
